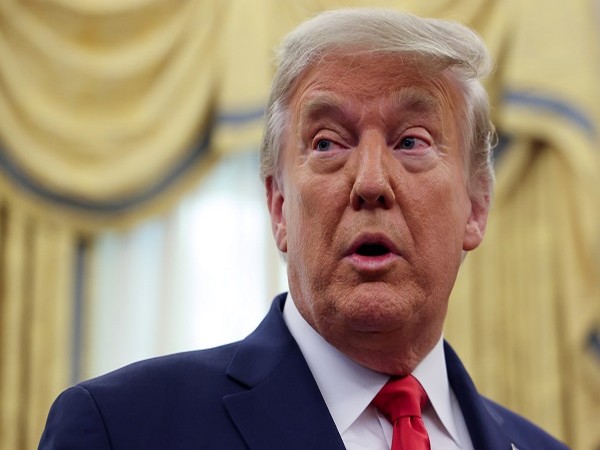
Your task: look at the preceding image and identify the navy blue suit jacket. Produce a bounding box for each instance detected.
[40,294,568,449]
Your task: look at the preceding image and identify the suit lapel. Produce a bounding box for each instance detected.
[224,295,346,450]
[223,298,520,450]
[444,342,517,450]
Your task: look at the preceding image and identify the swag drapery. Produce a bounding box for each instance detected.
[0,0,598,449]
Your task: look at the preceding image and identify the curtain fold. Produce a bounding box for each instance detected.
[0,0,224,228]
[0,202,76,450]
[447,137,600,446]
[446,1,600,448]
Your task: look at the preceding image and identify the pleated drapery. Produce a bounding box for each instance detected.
[445,2,600,448]
[0,204,76,449]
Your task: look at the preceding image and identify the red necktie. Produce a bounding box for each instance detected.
[372,375,431,450]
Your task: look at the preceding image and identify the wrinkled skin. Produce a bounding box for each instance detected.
[266,53,489,375]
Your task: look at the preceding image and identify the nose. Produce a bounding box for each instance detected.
[350,133,395,210]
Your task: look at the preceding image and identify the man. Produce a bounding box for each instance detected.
[40,9,568,450]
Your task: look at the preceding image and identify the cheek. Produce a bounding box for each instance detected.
[285,176,344,261]
[406,172,470,254]
[292,171,343,220]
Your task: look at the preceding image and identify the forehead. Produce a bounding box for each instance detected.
[288,52,463,122]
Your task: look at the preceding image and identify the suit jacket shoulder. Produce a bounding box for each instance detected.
[39,294,344,450]
[40,343,247,449]
[40,294,569,450]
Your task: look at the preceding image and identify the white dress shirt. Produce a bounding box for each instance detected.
[282,294,474,450]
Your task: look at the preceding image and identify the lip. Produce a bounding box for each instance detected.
[343,232,402,271]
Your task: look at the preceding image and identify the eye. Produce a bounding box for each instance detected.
[396,134,430,152]
[399,137,418,149]
[315,139,333,152]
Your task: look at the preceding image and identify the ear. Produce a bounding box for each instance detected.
[463,192,490,251]
[266,175,287,253]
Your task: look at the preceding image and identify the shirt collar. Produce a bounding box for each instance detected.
[282,294,387,434]
[282,293,463,445]
[413,335,463,446]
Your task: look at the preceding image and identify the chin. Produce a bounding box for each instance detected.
[333,284,423,330]
[315,290,444,372]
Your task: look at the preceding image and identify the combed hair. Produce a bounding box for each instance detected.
[260,8,496,201]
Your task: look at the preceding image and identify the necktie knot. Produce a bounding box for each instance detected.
[373,375,428,422]
[373,375,431,450]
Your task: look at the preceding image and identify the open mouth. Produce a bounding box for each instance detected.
[355,243,391,257]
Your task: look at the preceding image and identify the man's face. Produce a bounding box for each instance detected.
[267,53,488,374]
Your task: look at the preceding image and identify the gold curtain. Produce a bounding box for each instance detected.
[0,1,228,447]
[0,0,231,229]
[0,200,76,449]
[446,1,600,449]
[0,0,598,449]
